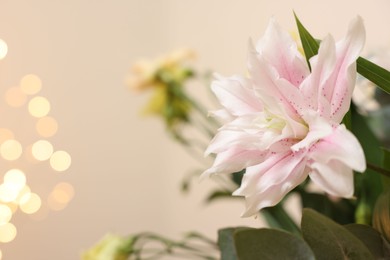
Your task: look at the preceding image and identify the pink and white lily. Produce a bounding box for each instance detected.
[203,17,366,217]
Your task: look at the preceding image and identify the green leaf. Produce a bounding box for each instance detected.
[351,105,383,223]
[294,13,319,69]
[296,188,355,224]
[301,208,374,260]
[344,224,390,259]
[205,190,235,203]
[357,57,390,94]
[381,148,390,188]
[261,204,301,235]
[218,227,246,260]
[234,228,315,260]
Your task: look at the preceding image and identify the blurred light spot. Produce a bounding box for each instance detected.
[14,185,30,205]
[0,139,22,160]
[48,182,74,211]
[4,169,26,189]
[50,151,71,172]
[0,128,14,144]
[0,184,19,203]
[5,202,17,213]
[36,116,58,137]
[0,223,17,243]
[19,193,41,214]
[0,205,12,225]
[0,39,8,60]
[0,249,2,259]
[31,140,53,161]
[28,96,50,118]
[5,87,27,107]
[20,74,42,95]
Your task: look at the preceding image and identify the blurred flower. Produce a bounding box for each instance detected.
[82,234,133,260]
[373,190,390,242]
[203,17,366,217]
[127,48,196,129]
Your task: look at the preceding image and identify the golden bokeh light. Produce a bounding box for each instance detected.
[4,169,26,189]
[0,205,12,225]
[50,151,71,172]
[0,129,14,145]
[0,39,8,60]
[48,182,74,211]
[4,87,27,107]
[19,193,41,214]
[28,96,50,118]
[36,116,58,137]
[0,223,17,243]
[0,139,22,161]
[31,140,53,161]
[20,74,42,95]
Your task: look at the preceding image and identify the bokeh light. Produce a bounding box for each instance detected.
[19,193,41,214]
[36,117,58,137]
[48,182,74,211]
[0,39,8,60]
[0,139,22,161]
[0,205,12,225]
[4,169,26,189]
[50,151,71,172]
[31,140,53,161]
[0,129,14,145]
[0,223,17,243]
[28,96,50,118]
[20,74,42,95]
[4,87,27,107]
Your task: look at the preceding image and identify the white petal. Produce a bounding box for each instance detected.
[202,148,267,178]
[291,111,332,151]
[301,35,336,114]
[308,124,366,172]
[256,18,309,87]
[309,160,354,198]
[205,129,261,155]
[233,151,308,217]
[211,74,262,116]
[320,16,366,123]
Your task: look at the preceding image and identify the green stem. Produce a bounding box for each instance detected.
[367,162,390,178]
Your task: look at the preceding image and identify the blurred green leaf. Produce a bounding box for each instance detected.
[296,188,355,224]
[218,228,245,260]
[344,224,390,259]
[234,228,315,260]
[357,57,390,94]
[231,170,244,186]
[352,105,383,223]
[206,190,235,203]
[261,204,301,235]
[301,208,374,260]
[381,148,390,188]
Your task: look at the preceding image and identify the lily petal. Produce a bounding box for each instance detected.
[211,74,262,116]
[256,18,309,87]
[202,148,267,178]
[320,16,365,123]
[309,160,354,198]
[308,124,366,172]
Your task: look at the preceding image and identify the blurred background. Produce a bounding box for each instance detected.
[0,0,389,259]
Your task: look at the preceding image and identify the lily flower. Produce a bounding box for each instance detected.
[203,17,366,217]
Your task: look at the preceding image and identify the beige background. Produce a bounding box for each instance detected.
[0,0,389,259]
